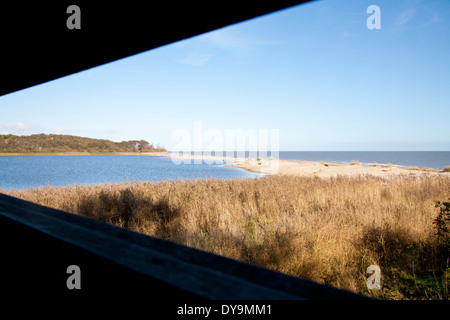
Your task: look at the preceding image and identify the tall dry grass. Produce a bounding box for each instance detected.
[3,174,450,299]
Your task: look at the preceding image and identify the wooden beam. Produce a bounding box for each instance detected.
[0,192,371,300]
[0,1,315,96]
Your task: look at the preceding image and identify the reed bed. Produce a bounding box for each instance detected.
[3,174,450,299]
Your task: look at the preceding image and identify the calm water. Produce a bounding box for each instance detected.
[203,151,450,170]
[1,152,449,191]
[0,155,263,191]
[277,151,450,169]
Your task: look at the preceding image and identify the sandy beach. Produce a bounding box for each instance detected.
[169,153,450,178]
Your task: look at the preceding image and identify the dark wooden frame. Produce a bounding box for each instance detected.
[0,192,371,300]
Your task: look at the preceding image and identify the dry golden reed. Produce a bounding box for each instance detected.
[2,174,449,299]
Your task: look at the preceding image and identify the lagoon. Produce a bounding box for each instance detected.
[0,155,263,191]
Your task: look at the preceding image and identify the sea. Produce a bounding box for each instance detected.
[195,151,450,169]
[277,151,450,169]
[0,151,449,191]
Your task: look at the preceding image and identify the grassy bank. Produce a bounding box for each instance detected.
[0,151,168,156]
[0,133,166,154]
[3,174,449,299]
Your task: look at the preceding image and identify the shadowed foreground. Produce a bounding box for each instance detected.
[3,174,449,299]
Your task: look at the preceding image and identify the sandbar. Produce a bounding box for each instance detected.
[168,153,449,178]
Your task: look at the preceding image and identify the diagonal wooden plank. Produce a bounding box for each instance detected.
[0,192,371,300]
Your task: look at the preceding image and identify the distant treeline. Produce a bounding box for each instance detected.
[0,134,166,154]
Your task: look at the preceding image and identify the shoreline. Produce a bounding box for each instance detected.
[168,153,450,178]
[0,152,169,156]
[2,151,448,178]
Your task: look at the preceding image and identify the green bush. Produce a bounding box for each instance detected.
[434,198,450,244]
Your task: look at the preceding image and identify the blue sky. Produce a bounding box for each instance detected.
[1,0,449,151]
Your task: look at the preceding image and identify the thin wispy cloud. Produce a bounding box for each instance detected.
[203,30,253,51]
[419,10,440,28]
[0,123,86,137]
[176,27,281,66]
[396,7,416,27]
[178,52,214,66]
[203,28,281,52]
[392,2,442,35]
[0,122,42,135]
